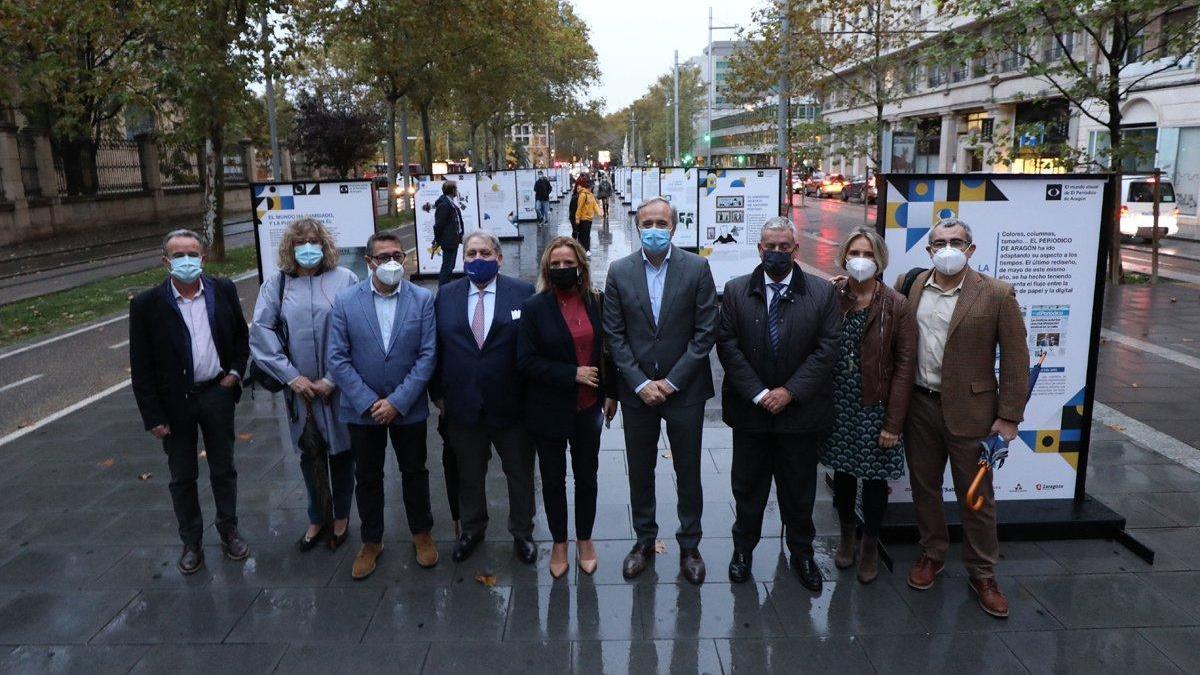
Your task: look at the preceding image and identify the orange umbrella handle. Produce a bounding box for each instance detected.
[966,463,989,512]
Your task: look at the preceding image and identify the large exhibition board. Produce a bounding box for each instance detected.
[413,172,480,276]
[641,167,661,201]
[622,167,632,204]
[878,174,1110,503]
[697,168,783,291]
[515,169,539,221]
[476,170,519,239]
[660,166,700,248]
[250,179,377,283]
[629,167,645,213]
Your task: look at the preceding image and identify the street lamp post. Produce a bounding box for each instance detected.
[673,50,680,166]
[707,7,736,166]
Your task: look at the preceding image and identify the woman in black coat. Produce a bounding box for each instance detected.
[517,236,617,579]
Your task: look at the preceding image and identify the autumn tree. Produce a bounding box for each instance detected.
[291,87,384,178]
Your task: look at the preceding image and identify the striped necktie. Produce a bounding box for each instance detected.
[768,283,785,354]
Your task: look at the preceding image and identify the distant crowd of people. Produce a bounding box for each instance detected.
[129,184,1026,619]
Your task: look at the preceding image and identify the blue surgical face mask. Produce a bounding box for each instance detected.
[464,258,500,286]
[294,243,324,269]
[169,255,202,283]
[640,227,671,255]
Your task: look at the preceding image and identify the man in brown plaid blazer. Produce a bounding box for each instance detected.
[897,217,1028,619]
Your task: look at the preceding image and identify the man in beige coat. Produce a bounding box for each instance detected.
[898,217,1028,619]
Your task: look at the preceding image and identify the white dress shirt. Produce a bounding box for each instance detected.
[172,280,223,383]
[466,277,498,336]
[753,270,794,404]
[635,248,677,395]
[915,274,965,391]
[372,282,401,347]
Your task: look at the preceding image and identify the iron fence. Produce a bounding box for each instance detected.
[223,153,246,184]
[160,146,200,190]
[17,128,40,198]
[0,165,6,201]
[96,138,145,193]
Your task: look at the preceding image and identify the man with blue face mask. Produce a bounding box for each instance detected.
[431,230,537,564]
[129,229,250,576]
[603,196,718,584]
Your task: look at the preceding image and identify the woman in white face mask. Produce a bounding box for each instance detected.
[820,227,917,584]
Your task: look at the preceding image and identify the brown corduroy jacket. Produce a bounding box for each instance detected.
[897,268,1029,439]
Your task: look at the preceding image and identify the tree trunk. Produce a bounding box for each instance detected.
[59,138,100,196]
[399,101,412,211]
[204,127,227,261]
[468,123,478,171]
[1107,31,1125,287]
[418,101,433,174]
[386,97,398,216]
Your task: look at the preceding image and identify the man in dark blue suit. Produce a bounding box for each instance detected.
[129,229,250,575]
[432,230,537,563]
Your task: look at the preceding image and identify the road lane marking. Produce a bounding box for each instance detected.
[1101,328,1200,371]
[0,374,43,394]
[108,339,130,350]
[0,379,131,447]
[1093,402,1200,473]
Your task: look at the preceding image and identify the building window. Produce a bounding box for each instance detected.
[927,65,947,87]
[1000,48,1022,72]
[1043,32,1074,61]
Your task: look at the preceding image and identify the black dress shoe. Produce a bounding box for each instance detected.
[219,528,250,561]
[178,544,204,575]
[297,526,326,552]
[328,528,349,552]
[622,542,654,580]
[793,555,824,592]
[452,533,482,562]
[514,537,538,564]
[680,547,706,585]
[728,550,752,583]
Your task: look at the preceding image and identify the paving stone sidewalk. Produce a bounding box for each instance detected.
[0,198,1198,673]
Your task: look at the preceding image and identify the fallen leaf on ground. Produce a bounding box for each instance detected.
[16,421,30,429]
[474,573,497,587]
[1131,383,1141,388]
[237,433,254,441]
[99,458,116,468]
[138,472,153,481]
[654,539,667,555]
[1170,297,1178,303]
[1106,423,1126,433]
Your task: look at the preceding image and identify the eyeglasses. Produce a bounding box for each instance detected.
[368,253,406,263]
[929,238,971,251]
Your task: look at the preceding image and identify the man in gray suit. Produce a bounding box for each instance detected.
[604,196,718,584]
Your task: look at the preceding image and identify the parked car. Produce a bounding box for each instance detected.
[1119,175,1179,240]
[791,173,806,194]
[841,174,877,203]
[809,172,847,197]
[801,172,826,196]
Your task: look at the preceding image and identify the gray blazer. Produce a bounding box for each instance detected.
[602,245,718,409]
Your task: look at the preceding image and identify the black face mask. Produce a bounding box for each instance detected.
[761,250,793,278]
[548,266,580,290]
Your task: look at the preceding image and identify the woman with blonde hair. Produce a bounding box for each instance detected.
[250,217,359,551]
[516,236,617,578]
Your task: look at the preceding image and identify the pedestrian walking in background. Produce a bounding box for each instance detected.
[517,236,618,578]
[434,180,465,286]
[595,171,614,226]
[534,171,552,224]
[604,196,718,585]
[822,227,916,584]
[898,216,1028,618]
[250,218,359,553]
[715,217,840,591]
[572,173,600,254]
[129,229,251,576]
[431,230,539,565]
[326,230,439,580]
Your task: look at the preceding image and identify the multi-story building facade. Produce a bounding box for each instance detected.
[509,121,554,167]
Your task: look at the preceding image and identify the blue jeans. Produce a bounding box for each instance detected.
[535,200,549,222]
[300,450,355,525]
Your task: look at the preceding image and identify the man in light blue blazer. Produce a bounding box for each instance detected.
[327,230,438,580]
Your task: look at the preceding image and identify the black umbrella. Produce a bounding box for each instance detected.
[298,400,333,527]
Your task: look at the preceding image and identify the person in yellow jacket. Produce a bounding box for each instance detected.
[573,173,600,256]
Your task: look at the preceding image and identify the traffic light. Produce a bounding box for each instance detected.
[682,154,693,167]
[737,155,746,165]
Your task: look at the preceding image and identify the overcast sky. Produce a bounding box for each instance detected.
[570,0,764,113]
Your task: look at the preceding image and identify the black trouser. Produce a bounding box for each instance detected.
[534,405,602,543]
[731,430,820,558]
[349,421,433,544]
[437,243,459,286]
[833,471,888,537]
[163,383,239,546]
[573,220,593,251]
[623,401,705,549]
[437,414,460,521]
[448,422,536,540]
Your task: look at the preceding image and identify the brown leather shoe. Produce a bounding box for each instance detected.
[969,577,1010,618]
[907,553,944,590]
[352,542,384,580]
[219,528,249,561]
[622,542,653,580]
[835,524,857,569]
[178,544,204,575]
[413,532,438,568]
[680,548,706,585]
[857,535,879,584]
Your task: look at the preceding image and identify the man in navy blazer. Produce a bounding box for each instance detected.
[327,230,438,580]
[129,229,250,576]
[431,230,537,564]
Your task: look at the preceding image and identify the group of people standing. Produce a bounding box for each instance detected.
[129,181,1026,619]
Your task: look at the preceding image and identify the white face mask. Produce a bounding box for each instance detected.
[932,246,968,276]
[846,257,877,283]
[374,260,404,286]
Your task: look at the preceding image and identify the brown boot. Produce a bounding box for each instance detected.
[857,535,879,584]
[413,532,438,568]
[969,577,1010,618]
[834,524,857,569]
[352,542,384,580]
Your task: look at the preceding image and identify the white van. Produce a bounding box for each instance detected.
[1120,175,1180,240]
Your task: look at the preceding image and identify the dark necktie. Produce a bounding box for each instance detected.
[768,283,785,354]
